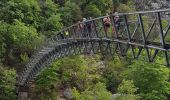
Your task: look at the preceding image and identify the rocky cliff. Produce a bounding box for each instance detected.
[134,0,170,10]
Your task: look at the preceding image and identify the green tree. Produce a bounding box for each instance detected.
[52,55,102,91]
[41,14,63,36]
[31,62,60,100]
[88,0,112,14]
[60,1,82,26]
[0,0,41,27]
[117,1,135,13]
[0,21,43,66]
[42,0,59,18]
[118,80,137,94]
[0,66,16,100]
[0,0,62,31]
[125,61,170,100]
[115,80,139,100]
[32,55,103,99]
[102,57,127,93]
[84,4,101,18]
[72,82,112,100]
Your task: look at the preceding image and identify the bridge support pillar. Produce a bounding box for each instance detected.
[18,92,28,100]
[18,86,29,100]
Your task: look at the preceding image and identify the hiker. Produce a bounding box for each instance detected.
[114,12,120,30]
[103,13,111,33]
[57,32,64,39]
[64,30,69,38]
[78,21,83,29]
[112,12,121,37]
[82,18,88,37]
[86,17,93,35]
[76,21,83,37]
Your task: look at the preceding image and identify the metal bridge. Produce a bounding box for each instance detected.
[17,9,170,96]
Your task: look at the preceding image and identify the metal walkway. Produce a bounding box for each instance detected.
[17,9,170,92]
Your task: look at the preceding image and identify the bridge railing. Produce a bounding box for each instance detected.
[46,9,170,66]
[50,9,170,64]
[50,9,170,45]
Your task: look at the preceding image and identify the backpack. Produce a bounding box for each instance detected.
[86,21,92,28]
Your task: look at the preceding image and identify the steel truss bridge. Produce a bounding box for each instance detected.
[17,9,170,97]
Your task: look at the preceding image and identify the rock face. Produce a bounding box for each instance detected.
[63,88,72,99]
[134,0,170,10]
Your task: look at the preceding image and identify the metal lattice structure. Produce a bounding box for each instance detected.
[17,9,170,92]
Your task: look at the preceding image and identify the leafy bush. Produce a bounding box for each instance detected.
[90,0,112,14]
[32,55,103,99]
[125,61,170,100]
[84,4,101,18]
[115,80,139,100]
[117,1,135,13]
[42,0,59,18]
[0,0,41,27]
[72,82,112,100]
[60,1,82,26]
[102,57,127,93]
[0,66,16,100]
[41,14,63,36]
[0,20,43,66]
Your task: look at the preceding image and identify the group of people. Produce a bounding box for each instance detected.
[77,17,93,37]
[103,12,121,33]
[76,12,121,37]
[58,12,121,39]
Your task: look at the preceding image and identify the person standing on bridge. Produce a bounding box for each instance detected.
[112,12,121,37]
[82,18,88,37]
[103,13,111,33]
[64,30,69,38]
[114,12,120,31]
[86,17,93,37]
[76,21,83,37]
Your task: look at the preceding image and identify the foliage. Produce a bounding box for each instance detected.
[102,57,127,93]
[117,3,134,13]
[0,0,62,31]
[41,14,63,36]
[112,0,128,12]
[125,61,170,100]
[52,55,102,91]
[0,0,41,27]
[0,34,5,60]
[0,0,62,66]
[84,4,101,18]
[66,0,113,17]
[60,1,82,26]
[32,55,102,99]
[0,66,16,100]
[42,0,59,18]
[72,82,112,100]
[114,80,139,100]
[0,21,43,66]
[89,0,113,14]
[31,63,60,100]
[7,21,42,52]
[118,80,137,94]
